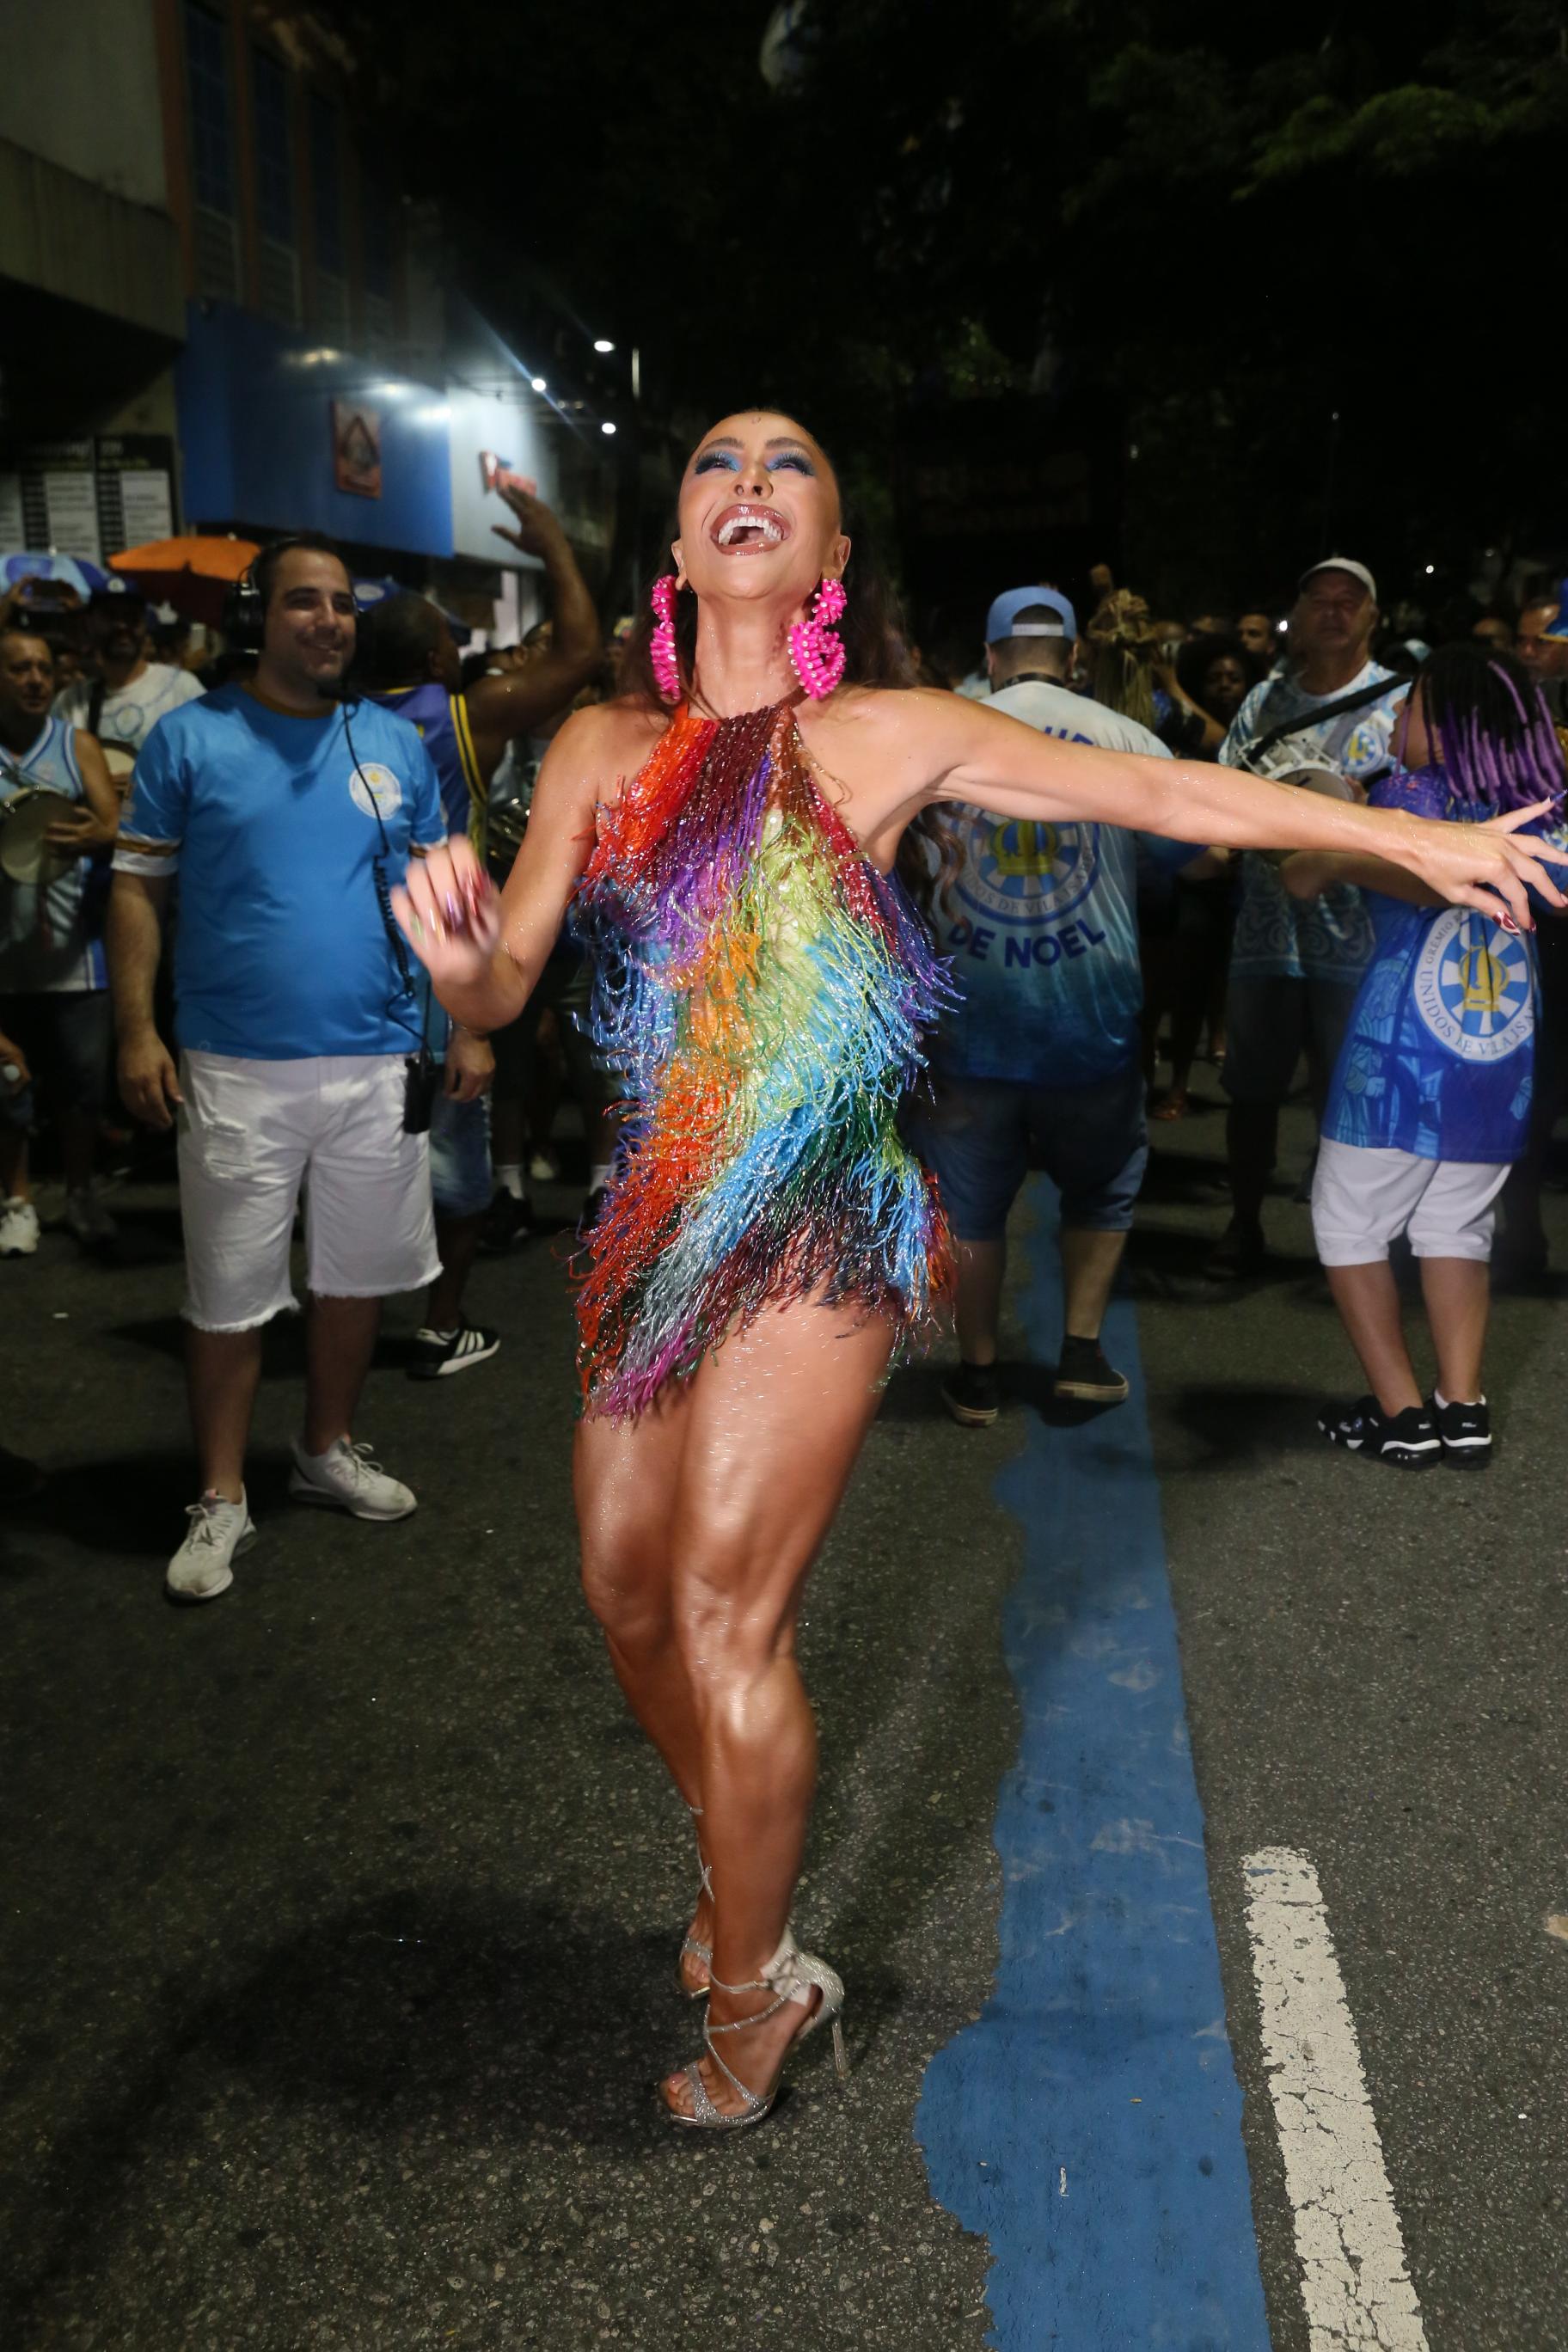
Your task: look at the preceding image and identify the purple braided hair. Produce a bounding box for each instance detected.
[1417,641,1565,816]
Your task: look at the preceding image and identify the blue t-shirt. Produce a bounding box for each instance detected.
[1323,766,1568,1162]
[119,687,446,1060]
[931,679,1200,1088]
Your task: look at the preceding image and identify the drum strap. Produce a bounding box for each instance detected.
[1241,674,1398,769]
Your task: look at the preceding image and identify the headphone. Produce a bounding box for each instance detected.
[223,536,362,656]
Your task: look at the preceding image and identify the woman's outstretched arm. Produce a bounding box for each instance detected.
[391,704,609,1030]
[899,688,1564,931]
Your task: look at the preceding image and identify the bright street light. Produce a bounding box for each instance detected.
[593,339,615,353]
[601,420,617,436]
[530,376,547,392]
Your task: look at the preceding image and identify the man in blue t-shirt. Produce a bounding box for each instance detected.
[108,535,450,1602]
[915,588,1215,1424]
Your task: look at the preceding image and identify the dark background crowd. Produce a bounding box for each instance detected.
[5,528,1568,1535]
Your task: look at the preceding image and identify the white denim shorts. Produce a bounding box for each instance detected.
[1311,1136,1510,1266]
[177,1051,441,1332]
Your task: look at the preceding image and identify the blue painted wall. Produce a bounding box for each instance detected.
[176,302,454,556]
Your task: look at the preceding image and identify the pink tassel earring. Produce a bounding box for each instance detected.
[651,574,683,705]
[788,578,848,701]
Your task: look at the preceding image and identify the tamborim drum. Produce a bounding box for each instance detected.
[0,785,77,885]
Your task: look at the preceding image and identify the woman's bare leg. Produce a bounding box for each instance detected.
[576,1383,713,1976]
[654,1294,895,2116]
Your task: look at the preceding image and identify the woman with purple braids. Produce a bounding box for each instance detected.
[1285,642,1568,1470]
[392,413,1562,2130]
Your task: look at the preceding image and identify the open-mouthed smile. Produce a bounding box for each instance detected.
[709,502,792,554]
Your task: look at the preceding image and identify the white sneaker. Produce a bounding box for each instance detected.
[64,1183,118,1248]
[288,1436,416,1522]
[167,1490,255,1602]
[0,1198,40,1257]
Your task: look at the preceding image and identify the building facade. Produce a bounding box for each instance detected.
[0,0,614,624]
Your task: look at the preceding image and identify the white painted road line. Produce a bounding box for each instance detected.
[1243,1847,1430,2352]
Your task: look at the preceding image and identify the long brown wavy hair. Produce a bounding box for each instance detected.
[1085,590,1162,731]
[616,428,954,910]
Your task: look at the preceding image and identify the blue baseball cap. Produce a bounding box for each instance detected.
[984,585,1078,645]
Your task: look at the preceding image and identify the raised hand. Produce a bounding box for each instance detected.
[389,832,503,992]
[490,481,566,560]
[1400,801,1568,931]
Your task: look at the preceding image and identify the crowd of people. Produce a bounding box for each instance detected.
[916,554,1568,1466]
[3,500,1567,1557]
[7,399,1568,2140]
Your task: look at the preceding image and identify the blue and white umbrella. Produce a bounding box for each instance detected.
[0,550,111,597]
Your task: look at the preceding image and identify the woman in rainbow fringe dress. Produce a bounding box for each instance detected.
[394,411,1560,2131]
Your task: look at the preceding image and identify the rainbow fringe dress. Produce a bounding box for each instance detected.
[573,697,952,1419]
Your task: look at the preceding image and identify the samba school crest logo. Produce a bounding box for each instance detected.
[954,815,1098,928]
[1413,908,1533,1061]
[348,761,402,819]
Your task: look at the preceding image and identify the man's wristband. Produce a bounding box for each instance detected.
[452,1022,491,1043]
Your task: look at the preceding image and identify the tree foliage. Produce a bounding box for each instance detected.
[322,0,1565,608]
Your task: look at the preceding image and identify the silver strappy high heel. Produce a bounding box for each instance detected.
[679,1803,713,2000]
[665,1929,849,2130]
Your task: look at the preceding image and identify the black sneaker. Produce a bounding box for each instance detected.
[941,1362,1001,1427]
[1052,1335,1130,1406]
[407,1320,501,1381]
[1317,1395,1441,1469]
[478,1190,533,1256]
[1431,1393,1491,1469]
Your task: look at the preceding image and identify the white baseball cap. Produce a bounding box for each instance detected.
[1298,557,1377,603]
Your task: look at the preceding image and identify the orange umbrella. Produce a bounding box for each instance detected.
[111,533,260,625]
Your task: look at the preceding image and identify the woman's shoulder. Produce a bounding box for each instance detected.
[818,682,964,748]
[554,695,667,769]
[531,695,671,817]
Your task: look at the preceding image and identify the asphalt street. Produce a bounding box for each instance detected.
[3,1087,1565,2350]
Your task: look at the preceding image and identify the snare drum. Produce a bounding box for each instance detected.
[0,784,77,885]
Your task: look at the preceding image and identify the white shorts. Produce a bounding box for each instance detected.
[177,1051,441,1332]
[1311,1136,1510,1266]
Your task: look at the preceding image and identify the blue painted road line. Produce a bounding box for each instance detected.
[916,1182,1273,2350]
